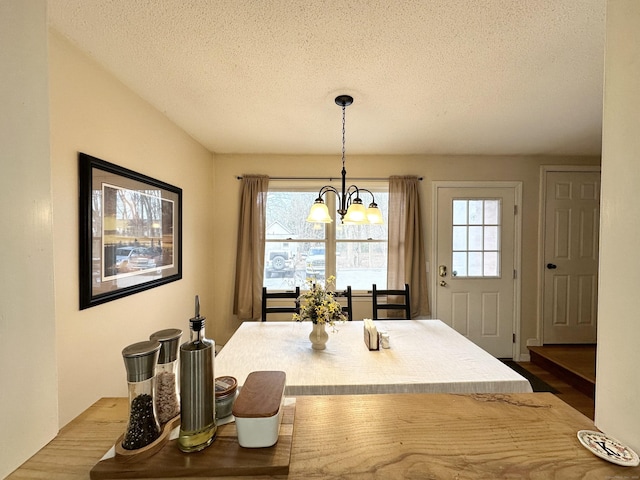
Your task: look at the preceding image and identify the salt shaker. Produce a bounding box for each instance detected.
[379,331,390,349]
[149,328,182,424]
[121,340,162,450]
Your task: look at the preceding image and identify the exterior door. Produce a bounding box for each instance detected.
[542,169,600,344]
[434,183,520,358]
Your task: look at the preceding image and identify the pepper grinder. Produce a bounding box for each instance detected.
[121,340,162,450]
[177,295,216,452]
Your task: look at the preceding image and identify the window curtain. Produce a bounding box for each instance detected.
[233,175,269,320]
[388,176,430,317]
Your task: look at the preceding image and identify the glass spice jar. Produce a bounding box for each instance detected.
[149,328,182,424]
[215,376,238,420]
[121,340,162,450]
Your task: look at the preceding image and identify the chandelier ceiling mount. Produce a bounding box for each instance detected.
[306,95,384,225]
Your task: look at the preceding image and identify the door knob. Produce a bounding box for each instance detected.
[440,280,447,287]
[546,263,557,269]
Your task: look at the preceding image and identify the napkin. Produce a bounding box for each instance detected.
[363,318,379,350]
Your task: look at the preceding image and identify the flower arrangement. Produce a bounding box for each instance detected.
[293,276,347,327]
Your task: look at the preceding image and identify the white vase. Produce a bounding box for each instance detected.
[309,323,329,350]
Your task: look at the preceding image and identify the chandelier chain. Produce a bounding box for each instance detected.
[305,94,384,225]
[341,103,346,170]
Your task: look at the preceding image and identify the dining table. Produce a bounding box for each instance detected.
[215,319,533,395]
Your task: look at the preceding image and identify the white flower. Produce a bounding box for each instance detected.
[293,276,347,326]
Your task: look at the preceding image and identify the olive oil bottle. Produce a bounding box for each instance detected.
[177,295,216,452]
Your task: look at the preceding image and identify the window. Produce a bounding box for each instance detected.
[263,183,388,291]
[451,199,501,277]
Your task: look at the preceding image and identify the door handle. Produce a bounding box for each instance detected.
[546,263,557,270]
[439,280,447,287]
[438,265,447,277]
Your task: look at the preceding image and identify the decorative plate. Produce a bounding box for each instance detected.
[577,430,640,466]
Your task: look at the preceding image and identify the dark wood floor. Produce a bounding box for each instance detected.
[517,345,596,420]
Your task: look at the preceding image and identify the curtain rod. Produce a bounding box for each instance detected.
[235,175,423,181]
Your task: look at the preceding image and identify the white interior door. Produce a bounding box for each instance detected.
[434,183,520,358]
[542,170,600,344]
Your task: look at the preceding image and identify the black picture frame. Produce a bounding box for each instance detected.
[79,152,182,309]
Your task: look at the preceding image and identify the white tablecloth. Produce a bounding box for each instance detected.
[215,320,533,395]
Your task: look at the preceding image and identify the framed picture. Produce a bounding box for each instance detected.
[79,152,182,309]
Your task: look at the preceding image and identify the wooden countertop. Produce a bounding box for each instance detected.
[8,393,639,479]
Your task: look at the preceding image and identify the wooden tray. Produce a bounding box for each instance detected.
[113,415,181,463]
[90,402,295,479]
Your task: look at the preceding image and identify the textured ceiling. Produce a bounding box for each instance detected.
[47,0,606,156]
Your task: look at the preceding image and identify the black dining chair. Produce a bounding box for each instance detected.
[333,286,353,321]
[372,283,411,319]
[261,286,300,321]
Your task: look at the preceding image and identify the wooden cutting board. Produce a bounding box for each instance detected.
[90,402,295,479]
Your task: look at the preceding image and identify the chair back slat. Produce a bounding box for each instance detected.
[372,283,411,320]
[261,286,300,321]
[333,286,353,321]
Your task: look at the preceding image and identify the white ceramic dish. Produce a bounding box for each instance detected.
[233,371,286,448]
[577,430,640,466]
[235,402,284,448]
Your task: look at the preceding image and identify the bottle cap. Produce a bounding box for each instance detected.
[190,317,205,332]
[150,328,182,364]
[190,295,206,334]
[122,340,161,382]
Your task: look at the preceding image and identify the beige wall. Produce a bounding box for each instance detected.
[212,154,600,354]
[49,31,215,428]
[595,0,640,452]
[0,1,58,477]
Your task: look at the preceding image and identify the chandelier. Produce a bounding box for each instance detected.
[306,95,384,225]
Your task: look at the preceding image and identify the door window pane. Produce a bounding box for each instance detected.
[469,201,483,224]
[451,198,501,278]
[453,201,467,225]
[484,200,499,224]
[484,226,499,250]
[452,226,467,250]
[468,252,483,276]
[484,251,499,276]
[452,252,467,277]
[468,226,483,250]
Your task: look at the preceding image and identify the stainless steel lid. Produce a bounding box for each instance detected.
[149,328,182,364]
[122,340,161,382]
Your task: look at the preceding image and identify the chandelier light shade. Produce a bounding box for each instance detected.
[306,95,384,225]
